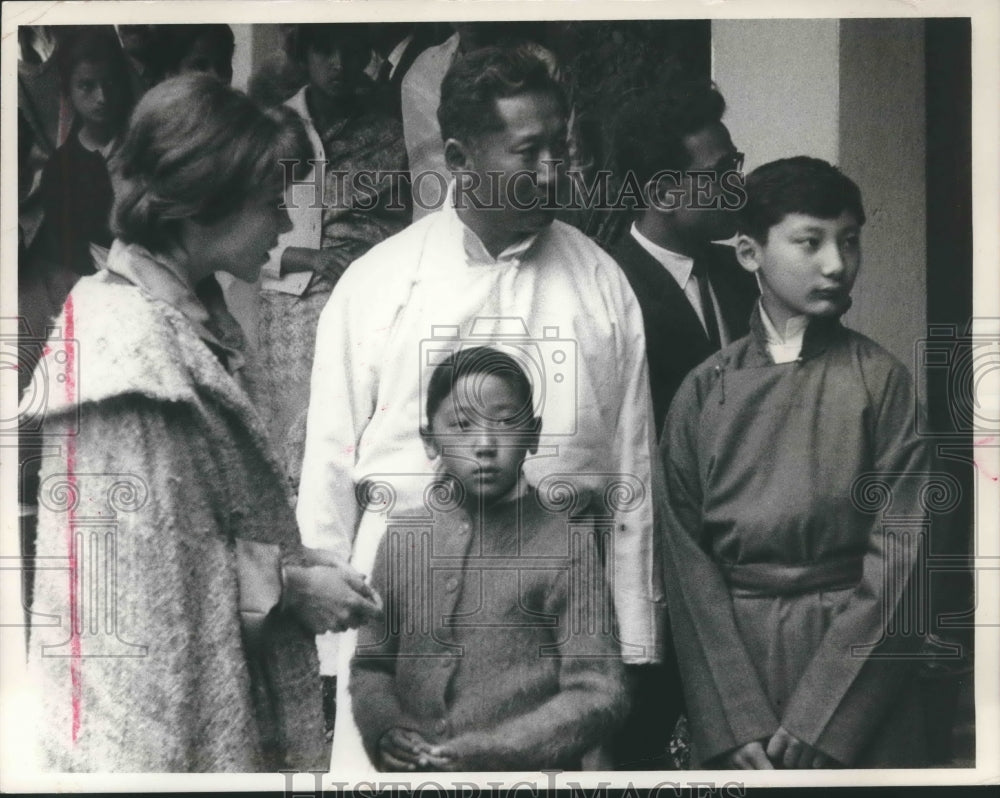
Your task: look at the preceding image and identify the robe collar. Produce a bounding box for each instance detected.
[443,181,541,267]
[745,302,847,366]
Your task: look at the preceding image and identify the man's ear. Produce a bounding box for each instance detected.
[645,171,686,214]
[526,416,542,455]
[421,427,440,460]
[444,138,473,173]
[734,233,763,274]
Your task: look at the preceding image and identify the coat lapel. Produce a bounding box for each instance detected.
[614,233,713,347]
[698,243,758,342]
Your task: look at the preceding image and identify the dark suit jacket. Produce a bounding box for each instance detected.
[379,27,443,120]
[610,232,759,437]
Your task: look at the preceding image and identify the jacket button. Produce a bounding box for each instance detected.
[434,719,448,735]
[459,522,470,535]
[445,576,459,593]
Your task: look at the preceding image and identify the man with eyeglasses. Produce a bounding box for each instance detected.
[610,79,758,440]
[606,78,758,770]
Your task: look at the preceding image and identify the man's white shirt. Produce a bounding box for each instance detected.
[297,195,664,667]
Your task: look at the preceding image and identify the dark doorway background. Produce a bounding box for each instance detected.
[923,16,975,766]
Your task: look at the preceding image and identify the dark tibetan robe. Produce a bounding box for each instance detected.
[660,308,934,767]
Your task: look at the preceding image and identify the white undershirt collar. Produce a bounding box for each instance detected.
[630,222,695,288]
[759,300,809,363]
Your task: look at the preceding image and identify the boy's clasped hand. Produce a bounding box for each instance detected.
[378,728,458,772]
[722,728,832,769]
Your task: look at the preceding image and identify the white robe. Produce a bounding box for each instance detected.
[297,198,663,772]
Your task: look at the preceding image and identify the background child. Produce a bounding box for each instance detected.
[660,157,932,769]
[155,24,236,84]
[254,23,409,495]
[351,346,627,771]
[30,28,132,278]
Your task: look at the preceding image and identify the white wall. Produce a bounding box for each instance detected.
[231,23,254,92]
[711,18,927,370]
[712,20,840,172]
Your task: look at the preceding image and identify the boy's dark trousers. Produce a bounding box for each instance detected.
[612,659,684,770]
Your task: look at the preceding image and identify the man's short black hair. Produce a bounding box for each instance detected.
[613,78,727,188]
[437,45,567,145]
[738,156,866,243]
[425,346,535,431]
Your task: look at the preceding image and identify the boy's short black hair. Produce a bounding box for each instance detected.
[738,156,866,243]
[425,346,535,430]
[155,24,235,80]
[286,23,371,67]
[437,45,567,145]
[55,27,132,95]
[614,78,727,187]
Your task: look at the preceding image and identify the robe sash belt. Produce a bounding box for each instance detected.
[721,556,863,597]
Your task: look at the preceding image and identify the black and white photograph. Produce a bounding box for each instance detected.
[1,0,997,792]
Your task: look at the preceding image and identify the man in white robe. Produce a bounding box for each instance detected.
[298,44,663,773]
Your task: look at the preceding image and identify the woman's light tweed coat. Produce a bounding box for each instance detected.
[26,248,326,772]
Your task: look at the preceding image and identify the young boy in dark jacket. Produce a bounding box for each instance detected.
[351,346,627,771]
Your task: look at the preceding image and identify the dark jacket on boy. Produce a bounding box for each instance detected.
[351,487,628,771]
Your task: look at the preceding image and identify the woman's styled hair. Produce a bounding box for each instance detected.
[109,73,311,253]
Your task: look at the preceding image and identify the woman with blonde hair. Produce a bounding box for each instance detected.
[25,73,381,772]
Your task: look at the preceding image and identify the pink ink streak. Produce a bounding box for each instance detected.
[63,296,82,742]
[976,465,1000,482]
[974,436,996,446]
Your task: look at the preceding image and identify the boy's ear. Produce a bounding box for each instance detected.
[444,138,473,173]
[420,426,440,460]
[734,233,763,274]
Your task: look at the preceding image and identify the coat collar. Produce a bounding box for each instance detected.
[26,250,261,443]
[629,222,696,289]
[104,240,246,374]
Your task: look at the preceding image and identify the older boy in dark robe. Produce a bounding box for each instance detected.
[661,157,932,768]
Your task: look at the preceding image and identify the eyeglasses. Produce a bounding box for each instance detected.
[714,151,745,174]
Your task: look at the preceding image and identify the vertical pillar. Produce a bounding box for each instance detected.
[839,19,927,370]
